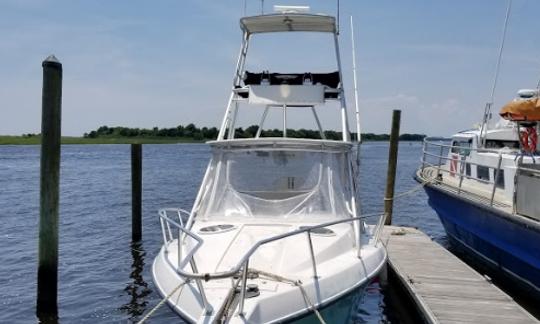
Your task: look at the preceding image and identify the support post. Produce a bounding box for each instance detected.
[37,55,62,318]
[384,110,401,225]
[131,143,142,241]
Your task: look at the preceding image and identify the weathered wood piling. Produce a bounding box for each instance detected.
[384,109,401,225]
[37,55,62,317]
[131,143,142,241]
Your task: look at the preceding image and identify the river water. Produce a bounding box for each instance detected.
[0,142,444,323]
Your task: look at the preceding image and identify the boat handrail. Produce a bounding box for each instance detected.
[420,139,540,207]
[423,137,512,155]
[158,210,374,315]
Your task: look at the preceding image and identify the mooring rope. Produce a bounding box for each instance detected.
[252,269,327,324]
[383,176,437,202]
[136,280,188,324]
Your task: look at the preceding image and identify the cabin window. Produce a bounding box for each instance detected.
[485,140,519,149]
[495,169,505,189]
[451,139,472,156]
[198,149,352,220]
[477,165,490,181]
[465,162,471,177]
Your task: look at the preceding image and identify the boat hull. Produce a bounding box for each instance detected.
[421,181,540,297]
[151,236,387,323]
[153,276,372,324]
[287,281,370,324]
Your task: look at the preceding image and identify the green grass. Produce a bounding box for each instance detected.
[0,136,203,145]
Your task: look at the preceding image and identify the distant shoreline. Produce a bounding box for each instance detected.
[1,125,427,145]
[0,135,426,145]
[0,136,204,145]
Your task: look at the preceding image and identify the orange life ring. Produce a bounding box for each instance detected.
[520,126,537,152]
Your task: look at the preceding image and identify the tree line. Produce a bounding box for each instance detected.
[83,124,426,141]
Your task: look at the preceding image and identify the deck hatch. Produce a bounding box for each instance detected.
[199,224,236,234]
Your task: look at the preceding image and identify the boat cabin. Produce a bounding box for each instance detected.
[424,89,540,221]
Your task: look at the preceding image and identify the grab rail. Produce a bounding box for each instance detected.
[420,139,540,207]
[158,210,372,315]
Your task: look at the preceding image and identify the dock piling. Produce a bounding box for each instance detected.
[37,55,62,317]
[131,143,142,241]
[384,110,401,225]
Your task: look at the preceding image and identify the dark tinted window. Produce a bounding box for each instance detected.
[451,141,459,153]
[451,139,472,156]
[486,140,519,149]
[477,166,490,181]
[496,169,505,189]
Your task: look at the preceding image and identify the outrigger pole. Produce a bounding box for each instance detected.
[350,16,361,143]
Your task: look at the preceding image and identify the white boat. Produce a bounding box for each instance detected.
[417,88,540,298]
[152,6,387,323]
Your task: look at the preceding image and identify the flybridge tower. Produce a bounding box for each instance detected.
[217,5,354,142]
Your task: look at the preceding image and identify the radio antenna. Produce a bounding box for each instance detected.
[336,0,340,34]
[350,16,361,143]
[480,0,512,147]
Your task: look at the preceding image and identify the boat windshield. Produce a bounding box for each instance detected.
[196,148,352,221]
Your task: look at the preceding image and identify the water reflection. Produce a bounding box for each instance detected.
[37,311,58,324]
[120,241,152,320]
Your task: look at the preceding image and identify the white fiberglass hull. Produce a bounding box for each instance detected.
[151,221,386,323]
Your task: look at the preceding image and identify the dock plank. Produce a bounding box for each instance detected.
[382,226,538,323]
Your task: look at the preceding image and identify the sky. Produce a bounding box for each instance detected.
[1,0,540,137]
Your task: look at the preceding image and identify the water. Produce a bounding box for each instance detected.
[0,142,441,323]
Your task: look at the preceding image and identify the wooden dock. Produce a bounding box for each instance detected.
[382,226,538,324]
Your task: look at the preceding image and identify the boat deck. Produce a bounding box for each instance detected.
[419,166,513,213]
[382,226,538,324]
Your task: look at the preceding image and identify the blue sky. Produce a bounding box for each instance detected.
[1,0,539,136]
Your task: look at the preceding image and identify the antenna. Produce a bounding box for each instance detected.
[336,0,340,34]
[350,16,361,143]
[480,0,512,147]
[261,0,264,14]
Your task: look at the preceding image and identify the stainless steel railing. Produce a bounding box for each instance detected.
[158,209,377,315]
[420,139,505,206]
[420,138,540,207]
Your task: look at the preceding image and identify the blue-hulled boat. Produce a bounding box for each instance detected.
[416,89,540,298]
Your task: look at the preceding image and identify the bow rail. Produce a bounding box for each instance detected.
[158,209,378,315]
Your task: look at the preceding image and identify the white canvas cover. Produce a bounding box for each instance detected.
[240,14,336,34]
[197,147,352,221]
[248,85,325,105]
